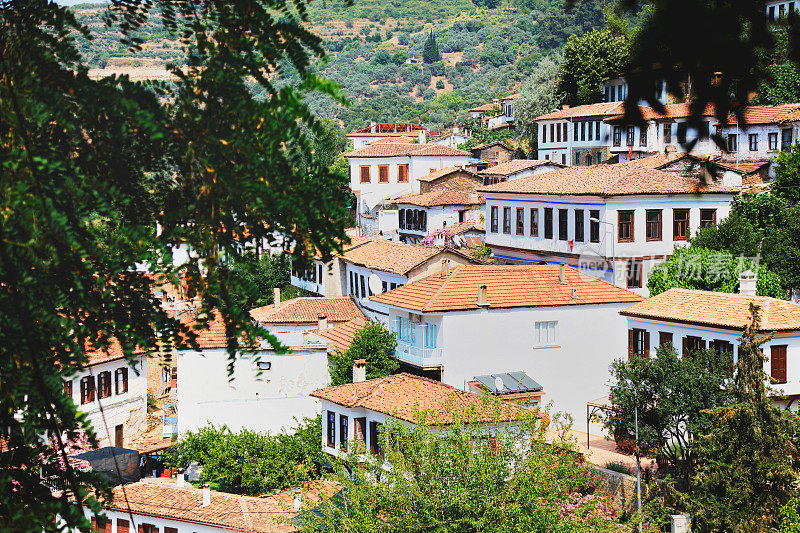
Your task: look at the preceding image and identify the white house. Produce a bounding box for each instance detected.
[346,141,471,219]
[369,264,642,424]
[535,102,624,166]
[84,476,331,533]
[434,127,470,148]
[767,0,798,20]
[346,122,430,150]
[393,189,484,244]
[310,369,530,461]
[468,102,500,122]
[176,310,332,436]
[619,284,800,408]
[478,159,738,296]
[487,93,520,130]
[477,159,564,184]
[64,341,148,448]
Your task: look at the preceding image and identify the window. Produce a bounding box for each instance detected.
[659,331,673,348]
[573,122,579,141]
[490,206,498,233]
[398,164,409,182]
[557,122,562,143]
[663,123,672,144]
[550,124,554,142]
[613,126,621,147]
[618,210,634,242]
[677,122,687,144]
[327,411,336,448]
[711,340,734,372]
[597,151,602,163]
[574,210,585,242]
[360,275,366,298]
[64,379,72,398]
[541,123,547,143]
[423,323,437,348]
[771,345,788,384]
[700,209,716,229]
[673,209,690,240]
[534,321,558,347]
[91,517,112,533]
[628,328,649,358]
[682,336,706,357]
[586,154,593,165]
[257,361,271,371]
[339,415,348,451]
[530,208,539,237]
[596,121,601,139]
[769,132,779,150]
[80,376,95,404]
[396,316,415,343]
[588,121,594,141]
[782,128,793,150]
[96,371,111,399]
[646,209,662,241]
[590,210,600,243]
[618,85,624,101]
[115,368,128,395]
[354,417,367,452]
[580,122,585,142]
[164,528,177,533]
[770,5,776,19]
[116,519,130,533]
[544,208,553,239]
[561,153,566,165]
[516,208,525,235]
[749,133,758,151]
[626,260,643,288]
[699,121,710,140]
[369,421,383,455]
[359,165,370,183]
[502,207,511,234]
[558,209,568,241]
[574,153,580,165]
[781,3,786,17]
[563,122,568,140]
[378,165,389,183]
[626,126,635,147]
[640,127,647,146]
[727,134,737,152]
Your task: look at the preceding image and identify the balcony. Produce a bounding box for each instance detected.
[394,341,443,367]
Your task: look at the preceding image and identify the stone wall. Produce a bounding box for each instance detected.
[593,465,647,514]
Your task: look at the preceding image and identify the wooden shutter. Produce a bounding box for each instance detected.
[628,329,635,359]
[771,345,788,384]
[116,519,129,533]
[359,165,370,183]
[699,339,707,351]
[659,331,673,348]
[682,337,689,358]
[643,331,650,358]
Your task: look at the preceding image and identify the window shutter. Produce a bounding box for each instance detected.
[628,329,635,359]
[643,331,650,358]
[699,339,707,351]
[116,519,129,533]
[771,345,788,384]
[682,337,689,358]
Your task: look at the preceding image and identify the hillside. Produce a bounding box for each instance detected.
[70,0,611,130]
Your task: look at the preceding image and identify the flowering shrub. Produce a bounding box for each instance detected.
[558,492,617,526]
[421,228,455,246]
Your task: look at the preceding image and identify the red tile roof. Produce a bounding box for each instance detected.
[394,189,484,207]
[370,265,642,312]
[416,166,477,183]
[179,311,231,350]
[345,143,470,158]
[250,297,365,325]
[620,288,800,331]
[103,478,336,533]
[85,339,129,366]
[477,159,738,197]
[468,102,500,113]
[636,103,717,121]
[339,239,479,275]
[715,104,800,126]
[310,373,530,424]
[368,136,416,144]
[478,159,562,176]
[535,102,624,121]
[316,317,368,353]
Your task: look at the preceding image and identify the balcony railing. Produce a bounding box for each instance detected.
[394,340,443,367]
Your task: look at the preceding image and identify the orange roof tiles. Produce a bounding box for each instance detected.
[250,297,364,325]
[85,339,130,366]
[716,104,800,126]
[344,143,470,158]
[478,159,562,176]
[316,316,368,353]
[368,136,416,144]
[104,478,336,533]
[635,103,717,121]
[311,373,529,424]
[468,102,500,113]
[339,239,477,275]
[179,311,231,350]
[370,265,642,312]
[394,189,484,207]
[477,160,737,197]
[416,166,476,182]
[620,288,800,332]
[535,102,624,121]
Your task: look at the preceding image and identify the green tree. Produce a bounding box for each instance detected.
[773,141,800,205]
[690,305,800,530]
[606,345,731,484]
[514,55,564,154]
[0,1,349,530]
[299,408,620,532]
[228,253,291,310]
[559,27,629,105]
[754,63,800,105]
[646,247,785,299]
[164,418,322,495]
[329,322,399,385]
[422,30,441,63]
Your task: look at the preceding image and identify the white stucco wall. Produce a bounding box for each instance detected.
[84,508,234,533]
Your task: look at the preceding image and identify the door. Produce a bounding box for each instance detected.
[115,424,124,448]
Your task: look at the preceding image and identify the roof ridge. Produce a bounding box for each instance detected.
[423,268,461,312]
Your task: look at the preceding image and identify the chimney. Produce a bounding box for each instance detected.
[274,287,281,309]
[370,121,377,133]
[468,191,479,203]
[317,313,328,331]
[453,125,460,134]
[441,259,451,276]
[418,130,426,144]
[353,359,367,383]
[476,284,490,308]
[293,491,302,512]
[739,269,757,296]
[572,288,578,299]
[559,263,567,284]
[664,145,677,160]
[202,484,211,507]
[176,469,185,487]
[562,104,570,110]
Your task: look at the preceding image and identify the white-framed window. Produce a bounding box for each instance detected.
[396,316,415,343]
[534,321,558,347]
[423,323,437,349]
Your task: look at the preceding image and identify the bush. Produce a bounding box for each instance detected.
[604,461,633,476]
[435,79,445,89]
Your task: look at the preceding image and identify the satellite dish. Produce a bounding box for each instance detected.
[494,376,505,392]
[368,274,383,295]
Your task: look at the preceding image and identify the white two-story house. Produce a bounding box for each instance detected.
[620,284,800,409]
[369,264,642,424]
[487,93,520,130]
[478,159,738,296]
[767,0,799,20]
[535,102,624,166]
[393,189,484,244]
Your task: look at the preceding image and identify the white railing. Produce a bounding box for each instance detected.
[394,340,443,367]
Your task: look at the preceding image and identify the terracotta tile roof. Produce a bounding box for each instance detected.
[716,104,800,126]
[104,478,336,533]
[416,166,476,182]
[468,102,500,113]
[316,316,368,353]
[478,159,562,176]
[535,102,624,121]
[85,339,129,366]
[712,160,771,175]
[310,373,530,424]
[394,189,484,207]
[477,159,738,197]
[472,141,515,151]
[620,288,800,332]
[250,297,365,325]
[368,136,416,144]
[344,143,470,158]
[447,221,485,235]
[370,265,642,312]
[339,239,478,275]
[179,311,230,350]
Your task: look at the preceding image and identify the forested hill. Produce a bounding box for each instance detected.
[71,0,613,130]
